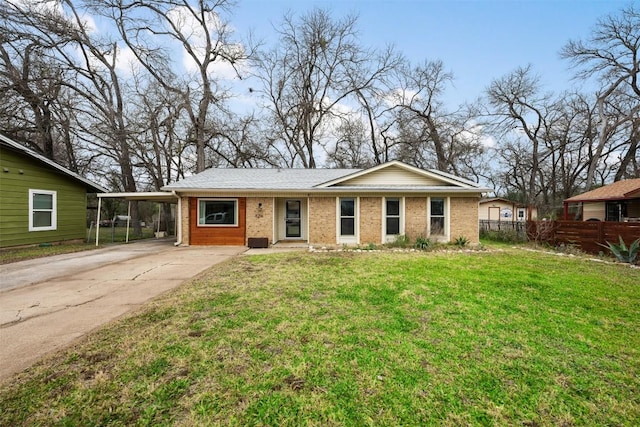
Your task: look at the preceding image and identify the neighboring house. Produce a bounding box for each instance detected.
[162,161,491,247]
[0,134,106,248]
[563,178,640,222]
[478,197,537,222]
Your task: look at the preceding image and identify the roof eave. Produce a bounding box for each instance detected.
[314,160,481,189]
[565,195,640,203]
[98,191,178,203]
[164,187,491,194]
[1,134,107,193]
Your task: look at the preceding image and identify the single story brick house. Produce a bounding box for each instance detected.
[162,161,491,247]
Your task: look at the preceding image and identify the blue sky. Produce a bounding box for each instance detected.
[233,0,628,107]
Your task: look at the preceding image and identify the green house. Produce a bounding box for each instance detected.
[0,134,106,248]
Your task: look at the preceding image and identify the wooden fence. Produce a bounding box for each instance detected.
[526,220,640,254]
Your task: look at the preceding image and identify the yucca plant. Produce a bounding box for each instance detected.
[599,236,640,264]
[454,235,470,247]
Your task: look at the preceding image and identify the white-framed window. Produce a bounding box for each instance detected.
[338,197,358,244]
[198,199,238,227]
[430,197,445,236]
[384,197,403,241]
[29,189,57,231]
[340,198,356,236]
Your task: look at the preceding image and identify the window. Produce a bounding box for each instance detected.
[340,198,355,236]
[198,199,238,226]
[430,198,445,236]
[385,198,401,236]
[29,189,56,231]
[605,201,627,222]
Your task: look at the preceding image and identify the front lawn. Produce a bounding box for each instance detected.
[1,248,638,426]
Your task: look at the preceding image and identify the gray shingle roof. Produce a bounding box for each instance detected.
[162,161,492,193]
[163,168,361,190]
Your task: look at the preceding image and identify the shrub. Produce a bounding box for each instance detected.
[480,228,526,243]
[454,236,469,247]
[387,234,410,248]
[599,236,640,264]
[414,236,431,250]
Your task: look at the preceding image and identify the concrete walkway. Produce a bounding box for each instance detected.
[0,240,247,382]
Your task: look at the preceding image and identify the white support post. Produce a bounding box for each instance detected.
[173,204,178,243]
[95,196,102,246]
[173,192,182,246]
[125,201,131,243]
[157,203,161,237]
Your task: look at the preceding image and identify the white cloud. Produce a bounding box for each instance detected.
[383,88,419,108]
[112,45,140,75]
[165,5,246,81]
[480,134,497,148]
[461,123,497,148]
[79,13,97,34]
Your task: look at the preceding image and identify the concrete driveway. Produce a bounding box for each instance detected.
[0,240,246,382]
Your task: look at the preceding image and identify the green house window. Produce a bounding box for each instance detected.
[29,189,57,231]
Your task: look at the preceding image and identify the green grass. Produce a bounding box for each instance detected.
[1,248,639,426]
[0,243,96,264]
[0,227,158,264]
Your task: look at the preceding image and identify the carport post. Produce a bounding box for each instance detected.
[125,201,131,243]
[95,196,102,246]
[157,203,162,236]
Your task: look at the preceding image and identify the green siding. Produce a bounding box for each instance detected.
[0,148,89,248]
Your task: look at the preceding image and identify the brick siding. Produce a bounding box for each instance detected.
[308,197,336,245]
[359,197,382,244]
[405,197,428,241]
[449,197,480,243]
[246,197,274,245]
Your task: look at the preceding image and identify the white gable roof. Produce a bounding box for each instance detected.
[317,161,479,188]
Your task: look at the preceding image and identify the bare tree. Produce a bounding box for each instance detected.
[91,0,247,172]
[326,117,377,168]
[0,1,71,163]
[389,60,455,171]
[251,8,399,168]
[561,5,640,187]
[3,0,149,230]
[486,66,554,207]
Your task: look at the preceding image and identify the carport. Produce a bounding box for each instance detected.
[95,192,179,246]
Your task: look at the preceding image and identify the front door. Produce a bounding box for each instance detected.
[285,200,301,238]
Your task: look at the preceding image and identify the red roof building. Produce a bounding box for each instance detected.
[563,179,640,221]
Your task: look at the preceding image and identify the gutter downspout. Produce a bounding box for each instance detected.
[173,191,182,246]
